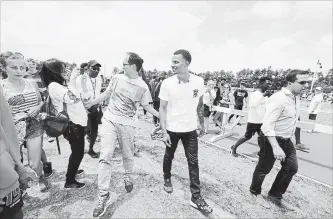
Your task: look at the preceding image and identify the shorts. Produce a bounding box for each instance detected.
[234,105,243,110]
[309,114,317,120]
[0,187,23,219]
[25,119,44,140]
[244,123,262,139]
[204,104,211,117]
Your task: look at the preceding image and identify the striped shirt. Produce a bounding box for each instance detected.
[261,88,300,139]
[1,79,39,120]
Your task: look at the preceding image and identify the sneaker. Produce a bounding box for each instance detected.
[88,150,99,159]
[64,180,86,189]
[76,169,85,177]
[295,143,310,152]
[267,194,296,211]
[93,192,112,217]
[43,162,54,179]
[38,175,51,192]
[230,145,238,157]
[124,180,133,193]
[251,194,271,209]
[190,196,213,214]
[163,178,173,194]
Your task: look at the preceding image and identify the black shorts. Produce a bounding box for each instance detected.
[244,123,262,139]
[0,187,23,219]
[204,104,211,117]
[309,114,317,120]
[234,105,243,110]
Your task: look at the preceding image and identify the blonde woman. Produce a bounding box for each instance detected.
[0,55,50,191]
[25,58,54,176]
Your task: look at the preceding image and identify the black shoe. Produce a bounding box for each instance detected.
[88,150,99,159]
[230,145,238,157]
[190,196,213,214]
[43,162,54,179]
[124,180,133,193]
[164,178,173,193]
[76,169,84,176]
[64,180,86,189]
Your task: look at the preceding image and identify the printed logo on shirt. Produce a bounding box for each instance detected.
[237,91,246,97]
[193,89,198,98]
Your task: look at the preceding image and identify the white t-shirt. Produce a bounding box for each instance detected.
[48,82,88,127]
[159,74,205,132]
[76,73,102,102]
[247,90,268,124]
[203,89,216,108]
[308,93,323,114]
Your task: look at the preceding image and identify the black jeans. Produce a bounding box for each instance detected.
[153,101,160,124]
[163,130,201,199]
[250,132,298,199]
[63,122,85,184]
[295,117,301,144]
[86,112,100,150]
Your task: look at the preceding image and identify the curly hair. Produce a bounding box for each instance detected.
[40,59,66,86]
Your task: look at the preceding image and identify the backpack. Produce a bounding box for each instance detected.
[44,97,69,137]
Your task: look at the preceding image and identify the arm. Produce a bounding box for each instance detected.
[197,95,204,130]
[159,99,168,135]
[69,67,81,90]
[84,82,112,108]
[142,104,159,118]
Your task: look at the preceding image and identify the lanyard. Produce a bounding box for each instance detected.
[89,77,97,99]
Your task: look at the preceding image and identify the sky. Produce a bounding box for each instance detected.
[1,1,332,77]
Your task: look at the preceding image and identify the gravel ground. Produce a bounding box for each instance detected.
[21,119,333,218]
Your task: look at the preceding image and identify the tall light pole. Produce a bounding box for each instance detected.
[310,60,322,94]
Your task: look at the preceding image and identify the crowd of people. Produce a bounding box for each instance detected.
[0,49,326,218]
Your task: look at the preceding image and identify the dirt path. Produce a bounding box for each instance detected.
[22,119,332,218]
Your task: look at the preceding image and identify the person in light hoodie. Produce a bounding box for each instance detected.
[0,86,32,219]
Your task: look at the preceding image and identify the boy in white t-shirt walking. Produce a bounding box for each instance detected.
[230,77,272,157]
[159,49,213,214]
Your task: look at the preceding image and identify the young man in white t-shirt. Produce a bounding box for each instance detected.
[159,49,213,214]
[230,77,272,157]
[84,53,159,218]
[76,60,103,158]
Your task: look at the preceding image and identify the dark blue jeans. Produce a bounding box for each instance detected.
[250,132,298,199]
[163,130,201,199]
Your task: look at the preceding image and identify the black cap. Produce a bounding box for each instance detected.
[87,60,101,68]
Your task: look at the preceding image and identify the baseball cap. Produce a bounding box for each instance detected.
[87,60,101,68]
[315,87,322,91]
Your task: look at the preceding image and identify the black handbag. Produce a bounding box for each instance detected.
[44,97,69,137]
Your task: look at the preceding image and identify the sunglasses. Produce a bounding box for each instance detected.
[91,67,100,71]
[297,81,308,85]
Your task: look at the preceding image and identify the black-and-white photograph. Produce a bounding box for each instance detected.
[0,1,332,218]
